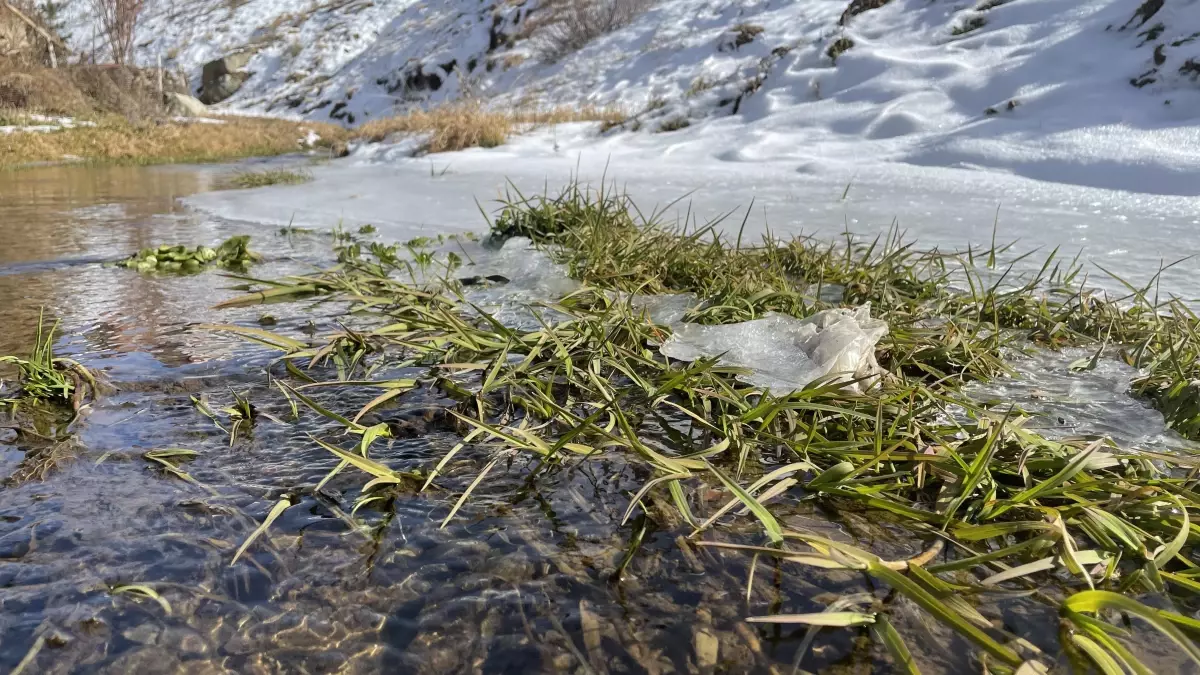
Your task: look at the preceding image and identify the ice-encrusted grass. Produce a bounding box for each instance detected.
[202,181,1200,673]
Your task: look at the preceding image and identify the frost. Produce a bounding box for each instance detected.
[659,305,888,394]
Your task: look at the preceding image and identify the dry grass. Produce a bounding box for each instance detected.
[0,60,185,120]
[353,101,625,153]
[0,115,347,168]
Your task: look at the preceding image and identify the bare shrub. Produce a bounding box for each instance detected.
[90,0,144,65]
[532,0,651,63]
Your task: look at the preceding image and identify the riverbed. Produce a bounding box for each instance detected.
[1,161,1196,674]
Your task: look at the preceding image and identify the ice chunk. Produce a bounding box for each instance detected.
[659,305,888,394]
[628,292,701,327]
[461,237,581,329]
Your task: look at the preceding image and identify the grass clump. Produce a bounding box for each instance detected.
[115,235,262,274]
[352,102,625,153]
[222,168,312,189]
[729,23,764,49]
[0,311,96,410]
[657,116,691,132]
[826,36,855,62]
[207,182,1200,673]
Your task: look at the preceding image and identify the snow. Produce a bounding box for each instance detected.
[187,121,1200,298]
[56,0,1200,198]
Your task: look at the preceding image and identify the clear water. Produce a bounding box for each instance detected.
[0,164,1194,674]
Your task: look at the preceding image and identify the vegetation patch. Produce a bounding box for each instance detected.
[0,312,96,411]
[222,168,313,189]
[528,0,653,62]
[1121,0,1165,31]
[0,115,344,169]
[352,101,625,153]
[0,60,188,121]
[826,36,855,62]
[114,236,262,274]
[951,15,988,36]
[839,0,893,26]
[203,182,1200,673]
[657,116,690,132]
[719,23,764,51]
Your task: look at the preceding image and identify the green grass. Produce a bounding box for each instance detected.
[203,182,1200,673]
[0,310,95,410]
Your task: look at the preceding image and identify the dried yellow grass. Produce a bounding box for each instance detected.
[353,102,625,153]
[0,115,347,168]
[0,100,624,169]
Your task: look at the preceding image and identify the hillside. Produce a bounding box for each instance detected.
[55,0,1200,194]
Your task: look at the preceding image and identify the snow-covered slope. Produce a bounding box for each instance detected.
[59,0,1200,194]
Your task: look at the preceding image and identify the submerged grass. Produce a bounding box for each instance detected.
[204,183,1200,672]
[1,312,100,485]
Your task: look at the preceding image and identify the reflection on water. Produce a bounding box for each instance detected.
[0,164,1193,674]
[0,163,332,370]
[0,164,212,265]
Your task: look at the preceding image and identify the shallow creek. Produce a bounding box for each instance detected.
[0,163,1194,674]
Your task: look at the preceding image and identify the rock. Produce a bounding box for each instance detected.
[158,626,211,657]
[121,623,161,645]
[164,92,208,117]
[200,51,254,105]
[693,626,719,671]
[101,646,182,675]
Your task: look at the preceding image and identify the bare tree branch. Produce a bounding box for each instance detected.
[89,0,143,65]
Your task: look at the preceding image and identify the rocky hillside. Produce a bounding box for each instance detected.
[48,0,1200,191]
[49,1,1196,122]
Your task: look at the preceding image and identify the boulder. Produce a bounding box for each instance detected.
[164,92,208,117]
[199,51,254,104]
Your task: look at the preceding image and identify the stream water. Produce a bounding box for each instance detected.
[0,163,1195,674]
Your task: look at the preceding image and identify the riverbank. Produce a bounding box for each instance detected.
[0,113,348,169]
[0,59,342,168]
[0,100,624,169]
